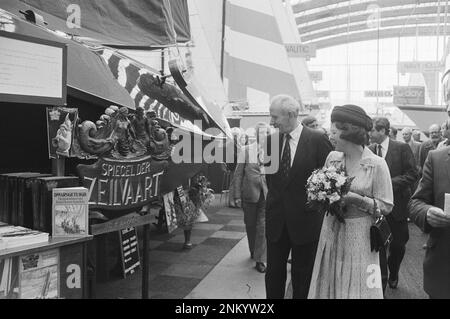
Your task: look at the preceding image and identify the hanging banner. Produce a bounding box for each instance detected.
[393,86,425,105]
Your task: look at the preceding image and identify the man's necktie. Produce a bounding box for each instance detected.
[377,144,382,157]
[280,134,291,180]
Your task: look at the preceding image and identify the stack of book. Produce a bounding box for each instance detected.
[0,173,80,234]
[0,224,49,250]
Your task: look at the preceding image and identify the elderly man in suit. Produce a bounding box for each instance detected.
[369,117,418,291]
[234,122,270,273]
[419,124,443,171]
[408,146,450,298]
[265,95,333,299]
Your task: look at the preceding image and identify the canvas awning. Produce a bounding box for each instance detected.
[1,10,230,137]
[2,0,190,47]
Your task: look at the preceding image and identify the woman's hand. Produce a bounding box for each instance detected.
[342,191,362,207]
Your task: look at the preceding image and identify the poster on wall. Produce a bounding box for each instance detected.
[19,249,59,299]
[46,107,79,159]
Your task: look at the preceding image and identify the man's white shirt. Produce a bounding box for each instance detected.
[282,123,303,167]
[378,136,390,159]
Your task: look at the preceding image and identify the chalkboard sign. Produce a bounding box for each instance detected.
[119,227,140,278]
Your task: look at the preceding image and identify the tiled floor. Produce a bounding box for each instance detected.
[95,198,250,299]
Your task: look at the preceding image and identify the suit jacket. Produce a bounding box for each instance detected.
[407,140,421,169]
[233,143,268,203]
[265,127,333,245]
[408,146,450,298]
[369,140,418,221]
[419,140,441,169]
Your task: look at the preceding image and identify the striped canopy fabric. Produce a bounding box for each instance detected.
[96,48,220,136]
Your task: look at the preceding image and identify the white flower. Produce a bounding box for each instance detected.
[328,192,341,204]
[323,181,331,190]
[317,191,327,201]
[335,175,347,187]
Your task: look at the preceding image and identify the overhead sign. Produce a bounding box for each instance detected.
[315,90,330,98]
[285,43,316,59]
[398,61,445,74]
[393,86,425,105]
[309,71,323,82]
[364,90,393,98]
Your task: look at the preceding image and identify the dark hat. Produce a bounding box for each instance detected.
[331,104,373,131]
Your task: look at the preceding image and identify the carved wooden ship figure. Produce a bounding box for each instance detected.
[77,105,172,161]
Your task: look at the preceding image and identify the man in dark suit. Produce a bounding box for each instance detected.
[369,117,418,291]
[265,95,332,299]
[408,146,450,298]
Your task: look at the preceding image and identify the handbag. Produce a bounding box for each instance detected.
[370,200,392,252]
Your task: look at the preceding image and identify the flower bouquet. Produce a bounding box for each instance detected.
[175,175,215,228]
[306,166,354,223]
[189,175,215,214]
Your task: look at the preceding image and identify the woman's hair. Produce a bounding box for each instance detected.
[333,121,368,146]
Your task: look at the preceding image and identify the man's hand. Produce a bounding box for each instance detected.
[426,207,450,228]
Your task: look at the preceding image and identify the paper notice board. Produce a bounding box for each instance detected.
[0,30,67,105]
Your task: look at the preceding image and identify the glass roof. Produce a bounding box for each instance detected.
[291,0,450,49]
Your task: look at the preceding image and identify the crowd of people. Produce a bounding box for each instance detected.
[229,95,450,299]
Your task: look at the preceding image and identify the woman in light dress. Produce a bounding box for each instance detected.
[308,105,394,299]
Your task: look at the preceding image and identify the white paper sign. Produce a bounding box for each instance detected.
[444,193,450,215]
[0,35,64,98]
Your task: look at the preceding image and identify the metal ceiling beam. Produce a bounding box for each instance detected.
[292,0,437,15]
[308,25,450,49]
[301,15,449,42]
[298,6,437,34]
[295,0,438,25]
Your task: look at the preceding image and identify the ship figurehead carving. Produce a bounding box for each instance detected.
[77,105,173,161]
[76,105,174,212]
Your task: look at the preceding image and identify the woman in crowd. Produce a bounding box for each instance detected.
[228,128,244,208]
[308,105,394,299]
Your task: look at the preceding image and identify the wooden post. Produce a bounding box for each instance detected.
[142,222,150,299]
[51,158,65,177]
